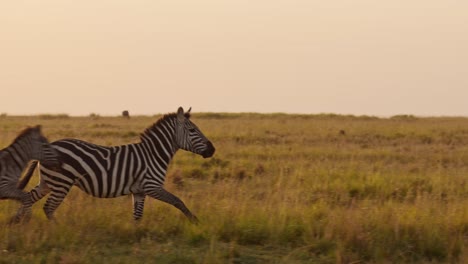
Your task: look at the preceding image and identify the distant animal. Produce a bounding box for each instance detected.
[122,110,130,118]
[0,126,60,204]
[15,107,215,224]
[339,130,346,136]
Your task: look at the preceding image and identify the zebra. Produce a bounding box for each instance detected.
[0,125,60,202]
[15,107,215,224]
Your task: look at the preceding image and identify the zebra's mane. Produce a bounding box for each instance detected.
[11,126,41,145]
[140,112,191,141]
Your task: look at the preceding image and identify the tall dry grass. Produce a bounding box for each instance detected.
[0,113,468,263]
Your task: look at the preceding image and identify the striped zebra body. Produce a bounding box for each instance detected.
[45,139,157,198]
[0,125,60,202]
[15,107,215,223]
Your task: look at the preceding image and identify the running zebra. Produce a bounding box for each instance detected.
[15,107,215,223]
[0,125,60,202]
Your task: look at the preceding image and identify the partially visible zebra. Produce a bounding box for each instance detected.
[15,107,215,223]
[0,125,60,203]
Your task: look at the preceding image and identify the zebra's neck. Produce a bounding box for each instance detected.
[140,118,178,171]
[4,138,38,172]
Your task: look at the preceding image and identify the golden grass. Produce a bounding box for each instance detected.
[1,113,468,263]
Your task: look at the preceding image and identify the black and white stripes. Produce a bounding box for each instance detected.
[0,125,60,202]
[15,107,215,223]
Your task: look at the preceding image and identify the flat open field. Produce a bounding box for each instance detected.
[1,113,468,263]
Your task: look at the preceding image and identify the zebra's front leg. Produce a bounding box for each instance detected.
[132,193,146,221]
[146,187,199,224]
[0,180,25,202]
[10,183,51,224]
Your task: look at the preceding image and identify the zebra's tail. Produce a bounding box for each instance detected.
[17,160,39,190]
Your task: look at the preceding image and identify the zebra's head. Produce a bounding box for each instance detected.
[174,107,215,158]
[23,125,61,168]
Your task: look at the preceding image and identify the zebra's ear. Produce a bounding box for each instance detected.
[177,107,185,121]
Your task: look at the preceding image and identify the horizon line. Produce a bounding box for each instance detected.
[2,112,468,119]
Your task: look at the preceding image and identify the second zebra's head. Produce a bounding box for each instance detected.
[17,125,61,168]
[175,107,215,158]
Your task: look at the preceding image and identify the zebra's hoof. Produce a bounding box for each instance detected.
[8,215,30,225]
[189,215,200,225]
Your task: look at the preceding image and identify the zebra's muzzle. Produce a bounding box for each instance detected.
[201,141,215,158]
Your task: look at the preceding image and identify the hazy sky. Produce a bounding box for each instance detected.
[1,0,467,116]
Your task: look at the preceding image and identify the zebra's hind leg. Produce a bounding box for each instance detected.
[42,185,73,221]
[132,193,146,221]
[146,187,199,224]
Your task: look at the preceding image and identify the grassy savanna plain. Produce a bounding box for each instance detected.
[1,113,468,263]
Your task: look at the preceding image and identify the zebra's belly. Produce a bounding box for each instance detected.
[74,179,133,198]
[42,162,140,198]
[54,168,136,198]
